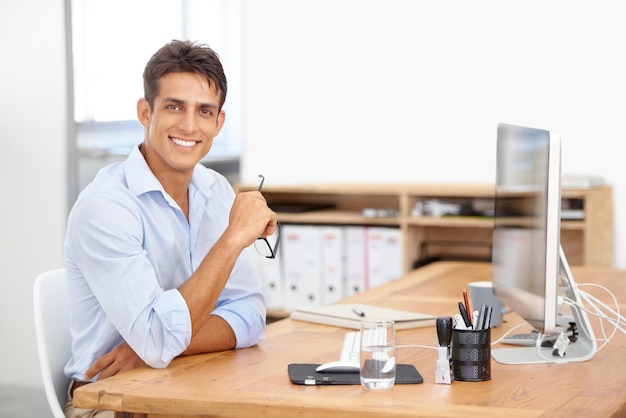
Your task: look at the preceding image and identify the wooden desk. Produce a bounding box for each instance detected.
[74,262,626,417]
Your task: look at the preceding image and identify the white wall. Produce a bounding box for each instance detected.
[0,0,68,386]
[240,0,625,268]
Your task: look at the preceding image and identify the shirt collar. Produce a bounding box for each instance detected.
[190,162,216,201]
[124,144,164,197]
[124,144,217,201]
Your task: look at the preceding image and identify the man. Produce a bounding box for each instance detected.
[63,40,274,417]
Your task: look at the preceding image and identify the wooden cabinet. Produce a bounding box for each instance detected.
[237,182,613,272]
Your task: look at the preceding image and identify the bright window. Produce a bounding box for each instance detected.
[71,0,233,123]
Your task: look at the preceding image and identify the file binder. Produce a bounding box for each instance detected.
[366,227,402,289]
[344,226,366,296]
[282,225,323,309]
[251,248,284,310]
[321,226,345,304]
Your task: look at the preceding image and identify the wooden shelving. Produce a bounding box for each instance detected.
[237,182,614,271]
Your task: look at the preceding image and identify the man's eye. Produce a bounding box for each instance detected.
[200,109,213,116]
[167,104,181,111]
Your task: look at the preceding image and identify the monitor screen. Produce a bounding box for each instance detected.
[491,123,561,335]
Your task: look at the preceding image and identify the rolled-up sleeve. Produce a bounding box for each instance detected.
[212,249,266,348]
[149,289,193,366]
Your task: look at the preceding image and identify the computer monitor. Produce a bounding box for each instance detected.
[490,123,597,364]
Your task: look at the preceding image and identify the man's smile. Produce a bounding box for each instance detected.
[171,137,198,147]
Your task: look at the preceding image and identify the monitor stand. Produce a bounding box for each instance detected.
[491,246,597,365]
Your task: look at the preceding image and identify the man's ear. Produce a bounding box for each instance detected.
[137,98,151,127]
[214,109,226,137]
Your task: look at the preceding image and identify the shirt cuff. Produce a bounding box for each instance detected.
[152,289,192,361]
[213,307,264,349]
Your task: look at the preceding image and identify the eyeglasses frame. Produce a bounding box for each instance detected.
[256,174,280,259]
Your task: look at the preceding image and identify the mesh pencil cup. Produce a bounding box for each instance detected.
[451,328,491,381]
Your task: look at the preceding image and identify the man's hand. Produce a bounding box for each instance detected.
[227,190,277,248]
[84,342,146,381]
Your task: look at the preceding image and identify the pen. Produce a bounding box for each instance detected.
[483,305,493,330]
[352,307,366,317]
[458,302,471,328]
[472,310,479,328]
[476,304,487,330]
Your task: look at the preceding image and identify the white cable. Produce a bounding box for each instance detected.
[395,344,438,351]
[559,281,625,352]
[575,292,624,340]
[534,331,574,364]
[562,297,604,340]
[578,286,625,334]
[579,283,623,318]
[561,298,615,352]
[530,280,624,363]
[582,294,611,342]
[573,286,625,335]
[532,320,594,364]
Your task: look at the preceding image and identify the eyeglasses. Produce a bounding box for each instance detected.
[254,175,281,259]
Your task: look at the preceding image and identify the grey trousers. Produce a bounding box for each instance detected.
[63,379,114,418]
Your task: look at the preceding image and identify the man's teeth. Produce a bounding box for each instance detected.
[172,137,196,147]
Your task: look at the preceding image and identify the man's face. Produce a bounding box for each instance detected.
[137,71,225,175]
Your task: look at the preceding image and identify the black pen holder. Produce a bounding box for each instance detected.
[451,328,491,381]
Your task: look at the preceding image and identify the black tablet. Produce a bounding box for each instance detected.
[288,363,423,386]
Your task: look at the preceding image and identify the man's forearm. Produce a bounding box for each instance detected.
[181,314,236,356]
[178,229,243,337]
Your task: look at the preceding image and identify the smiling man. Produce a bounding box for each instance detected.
[63,40,275,418]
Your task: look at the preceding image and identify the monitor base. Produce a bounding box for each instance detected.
[492,246,597,365]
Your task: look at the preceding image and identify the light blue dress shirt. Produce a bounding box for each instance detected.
[64,145,266,379]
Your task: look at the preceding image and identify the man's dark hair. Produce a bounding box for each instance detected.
[143,40,227,111]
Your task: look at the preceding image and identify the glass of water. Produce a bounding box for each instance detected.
[360,319,396,389]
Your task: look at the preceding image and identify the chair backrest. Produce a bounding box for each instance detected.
[33,268,71,418]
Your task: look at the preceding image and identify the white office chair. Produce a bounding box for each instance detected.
[33,268,70,418]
